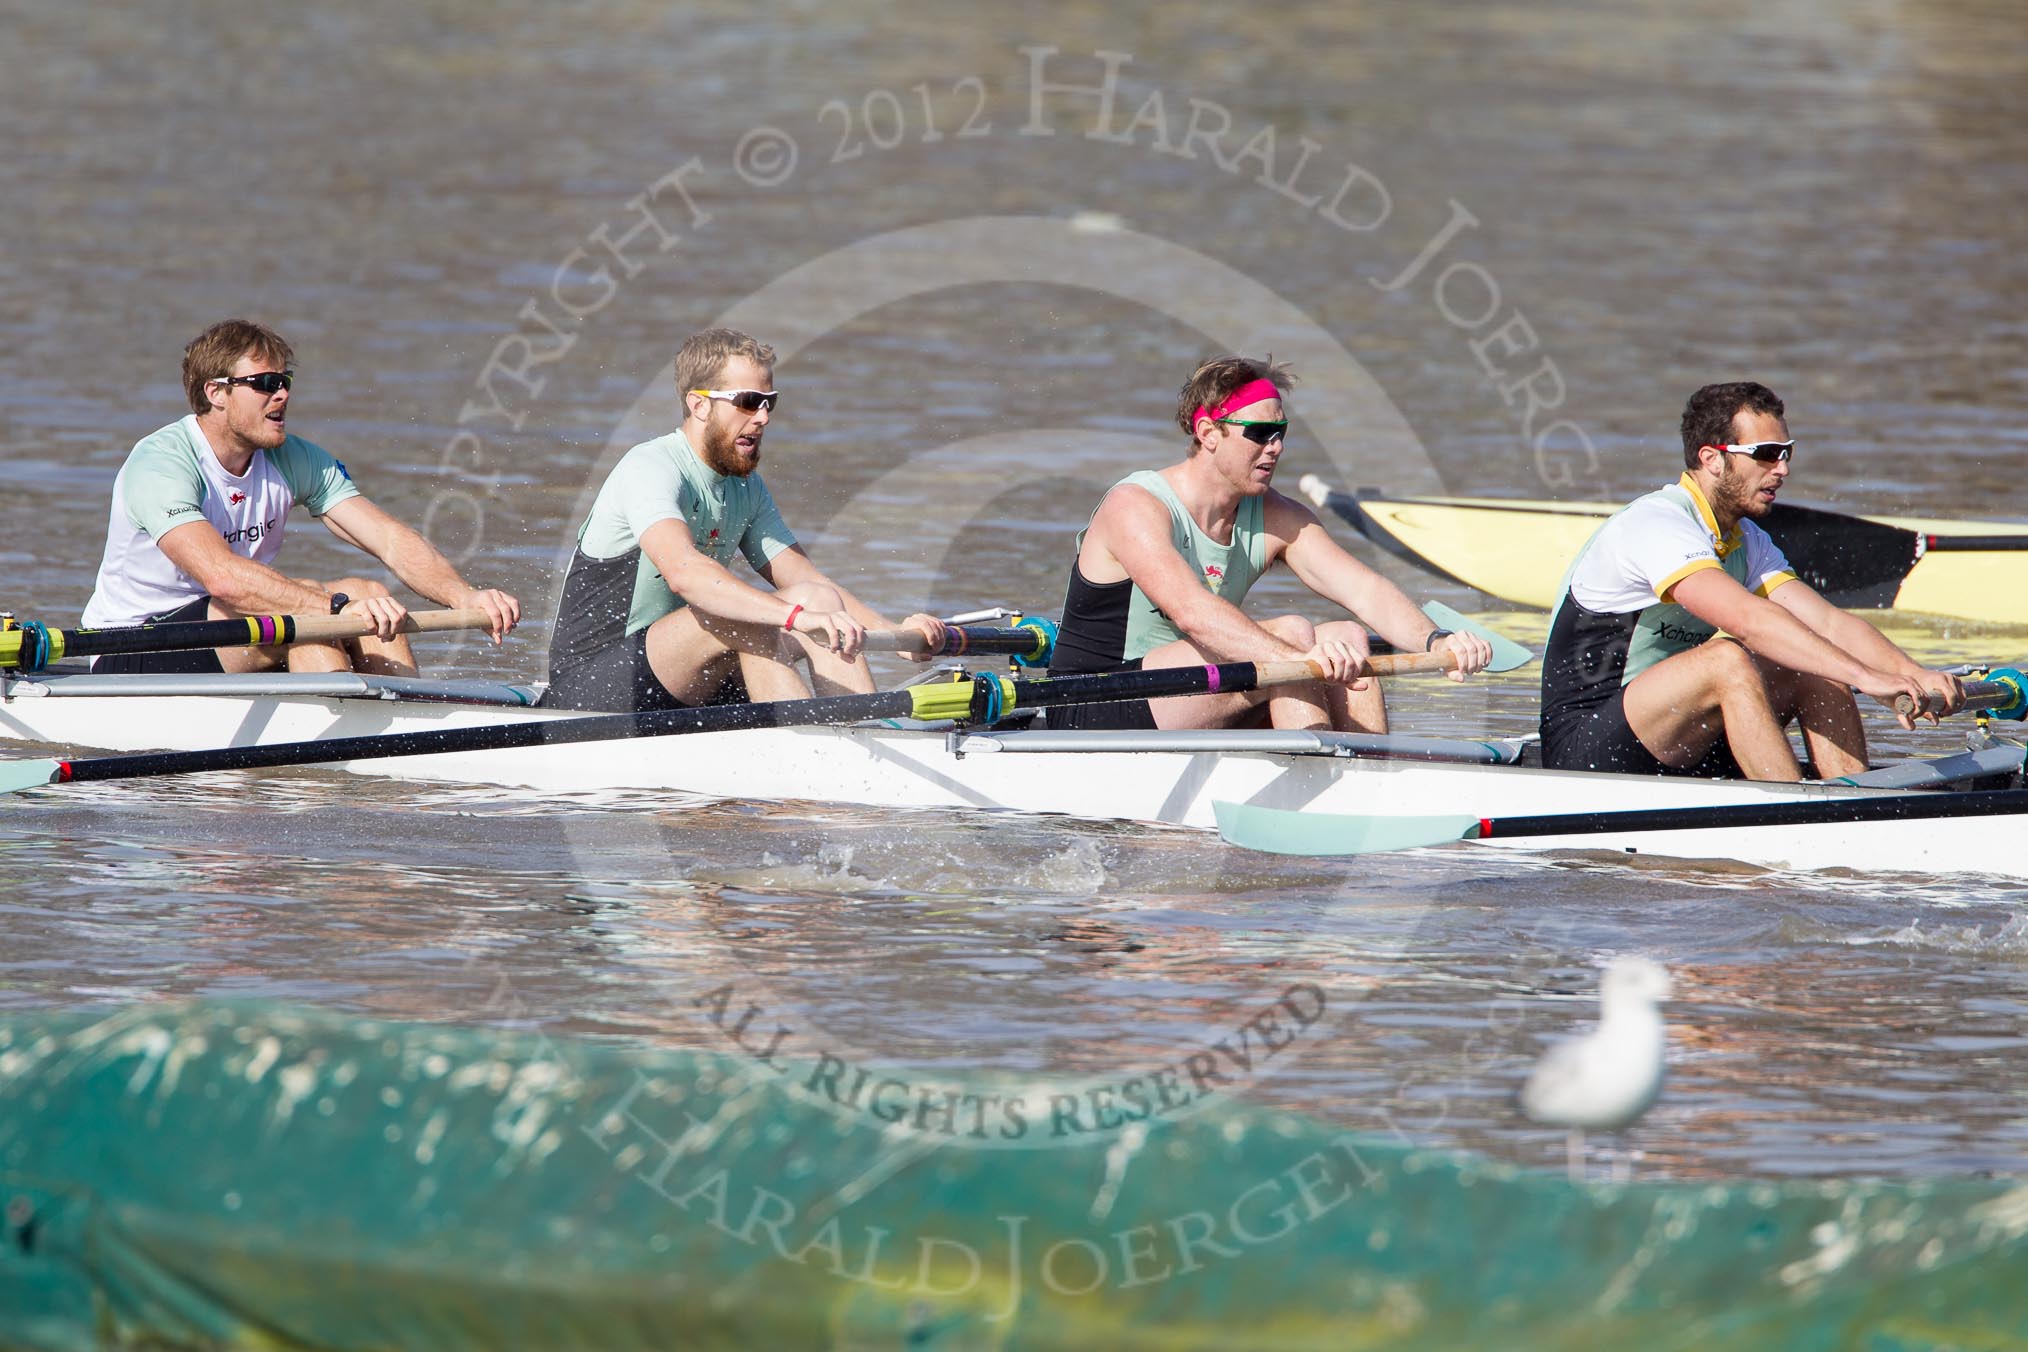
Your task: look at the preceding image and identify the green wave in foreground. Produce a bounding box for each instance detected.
[0,1001,2022,1350]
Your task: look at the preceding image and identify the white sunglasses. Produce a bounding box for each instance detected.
[690,388,779,413]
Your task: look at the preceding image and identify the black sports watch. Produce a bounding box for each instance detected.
[1424,628,1454,651]
[329,592,351,615]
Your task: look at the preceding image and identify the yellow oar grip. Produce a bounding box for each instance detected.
[905,674,1015,722]
[0,624,67,669]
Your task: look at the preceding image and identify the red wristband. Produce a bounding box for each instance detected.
[783,604,803,632]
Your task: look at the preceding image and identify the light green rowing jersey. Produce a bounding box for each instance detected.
[548,432,798,666]
[1098,470,1269,661]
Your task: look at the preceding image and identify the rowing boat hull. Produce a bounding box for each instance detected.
[2,674,2021,878]
[1337,492,2028,625]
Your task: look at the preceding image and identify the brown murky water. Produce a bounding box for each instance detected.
[2,0,2026,1185]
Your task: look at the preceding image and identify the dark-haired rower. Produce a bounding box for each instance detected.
[1539,380,1961,780]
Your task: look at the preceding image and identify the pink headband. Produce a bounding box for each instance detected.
[1192,378,1282,431]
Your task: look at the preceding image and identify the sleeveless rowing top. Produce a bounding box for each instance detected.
[1050,470,1269,673]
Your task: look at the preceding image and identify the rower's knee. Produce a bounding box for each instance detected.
[1703,637,1757,681]
[1702,639,1777,709]
[1313,618,1366,644]
[329,577,392,599]
[1260,614,1317,648]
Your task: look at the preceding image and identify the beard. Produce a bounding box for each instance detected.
[1713,455,1767,520]
[697,417,759,477]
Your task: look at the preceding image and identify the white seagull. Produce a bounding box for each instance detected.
[1520,956,1673,1181]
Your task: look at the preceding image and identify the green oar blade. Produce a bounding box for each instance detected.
[1213,800,1479,856]
[1421,601,1535,673]
[0,759,64,797]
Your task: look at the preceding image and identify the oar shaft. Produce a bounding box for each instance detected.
[861,625,1052,659]
[1920,535,2028,552]
[35,659,1311,789]
[2,609,495,667]
[53,688,916,785]
[857,634,1461,673]
[1479,787,2028,840]
[21,650,1473,795]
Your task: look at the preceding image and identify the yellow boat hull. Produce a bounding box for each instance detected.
[1345,494,2028,627]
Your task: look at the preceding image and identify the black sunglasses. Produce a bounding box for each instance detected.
[1218,418,1289,446]
[214,370,294,396]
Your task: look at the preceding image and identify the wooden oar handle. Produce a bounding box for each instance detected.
[1253,649,1459,687]
[1895,693,1937,719]
[283,608,498,642]
[1367,650,1463,677]
[862,629,944,654]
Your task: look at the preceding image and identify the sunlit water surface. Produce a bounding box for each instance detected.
[1,0,2025,1182]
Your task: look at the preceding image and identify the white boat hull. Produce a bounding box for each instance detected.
[1,671,2020,879]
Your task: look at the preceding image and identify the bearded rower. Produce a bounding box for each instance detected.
[541,327,944,712]
[1045,355,1493,731]
[1539,380,1961,781]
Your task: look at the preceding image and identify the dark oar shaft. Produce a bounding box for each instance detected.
[2,608,493,667]
[1478,787,2028,840]
[56,689,917,784]
[862,624,1053,660]
[1921,535,2028,552]
[46,657,1375,789]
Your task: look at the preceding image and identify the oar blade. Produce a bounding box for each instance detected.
[1212,800,1479,856]
[0,759,64,797]
[1421,601,1535,673]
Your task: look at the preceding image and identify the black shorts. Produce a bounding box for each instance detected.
[1043,659,1158,731]
[541,630,748,713]
[90,596,224,674]
[1541,685,1745,778]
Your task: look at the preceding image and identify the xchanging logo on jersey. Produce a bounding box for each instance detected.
[220,517,277,546]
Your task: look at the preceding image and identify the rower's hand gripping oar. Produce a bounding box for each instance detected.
[1892,668,2028,722]
[1215,786,2028,860]
[0,647,1473,798]
[0,608,499,671]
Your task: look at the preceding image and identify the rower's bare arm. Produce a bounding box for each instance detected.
[758,548,945,658]
[155,520,331,615]
[319,497,519,643]
[1672,570,1927,717]
[638,518,794,628]
[1098,486,1305,663]
[1771,582,1964,716]
[1269,494,1492,677]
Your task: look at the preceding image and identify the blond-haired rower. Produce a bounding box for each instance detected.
[542,328,944,711]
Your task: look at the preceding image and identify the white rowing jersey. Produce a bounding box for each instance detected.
[1540,473,1797,740]
[81,415,361,628]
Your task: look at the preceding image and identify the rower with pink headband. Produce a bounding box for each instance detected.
[1045,354,1493,735]
[1191,376,1285,431]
